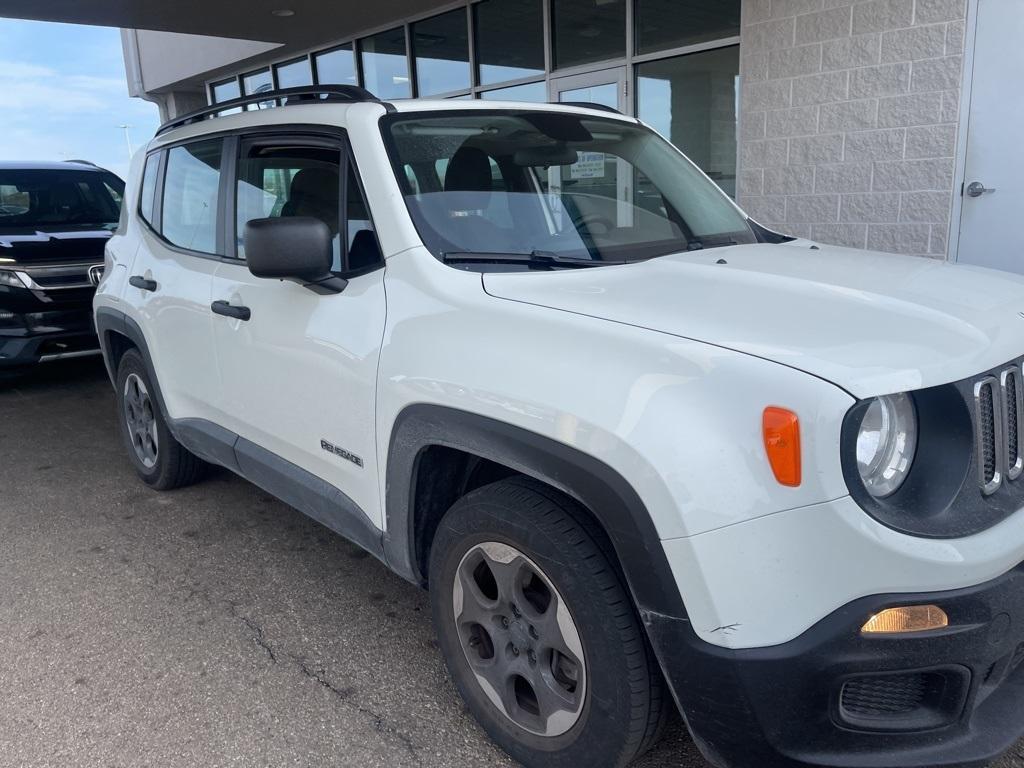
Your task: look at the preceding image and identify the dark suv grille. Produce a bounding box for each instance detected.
[974,367,1024,494]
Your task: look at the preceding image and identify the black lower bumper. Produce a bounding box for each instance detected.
[0,309,98,368]
[647,561,1024,768]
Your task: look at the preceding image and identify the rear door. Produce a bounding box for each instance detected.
[210,132,387,526]
[128,139,224,423]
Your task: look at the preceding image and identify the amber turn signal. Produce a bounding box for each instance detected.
[862,605,949,635]
[762,407,801,487]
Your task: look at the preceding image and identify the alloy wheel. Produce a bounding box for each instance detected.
[123,372,159,469]
[452,541,587,737]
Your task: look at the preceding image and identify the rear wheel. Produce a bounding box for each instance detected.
[429,477,667,768]
[115,349,206,489]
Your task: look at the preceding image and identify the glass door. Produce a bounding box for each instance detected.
[549,67,627,113]
[548,67,633,231]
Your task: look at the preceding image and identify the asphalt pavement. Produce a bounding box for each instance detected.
[1,359,1023,768]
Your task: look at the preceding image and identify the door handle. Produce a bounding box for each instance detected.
[211,300,251,321]
[129,275,157,292]
[966,181,996,198]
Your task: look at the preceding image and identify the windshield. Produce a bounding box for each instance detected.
[383,111,755,265]
[0,169,124,230]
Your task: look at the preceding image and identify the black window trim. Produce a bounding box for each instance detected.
[134,123,379,272]
[137,149,166,232]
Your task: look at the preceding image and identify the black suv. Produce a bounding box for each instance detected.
[0,161,124,377]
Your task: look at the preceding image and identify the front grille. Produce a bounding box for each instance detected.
[840,674,934,717]
[974,367,1024,494]
[16,263,100,293]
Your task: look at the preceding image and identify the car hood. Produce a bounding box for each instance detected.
[0,227,113,266]
[482,241,1024,399]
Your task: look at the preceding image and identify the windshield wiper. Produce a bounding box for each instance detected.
[442,250,627,268]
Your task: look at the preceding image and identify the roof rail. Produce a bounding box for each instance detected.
[65,159,101,168]
[555,101,622,115]
[155,85,389,137]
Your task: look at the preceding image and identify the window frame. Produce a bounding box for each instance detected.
[226,127,384,277]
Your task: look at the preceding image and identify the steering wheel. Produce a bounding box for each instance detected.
[571,213,615,234]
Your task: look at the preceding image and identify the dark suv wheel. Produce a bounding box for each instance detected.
[429,477,668,768]
[115,349,206,490]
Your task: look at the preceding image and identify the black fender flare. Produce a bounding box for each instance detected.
[95,306,171,422]
[383,404,689,622]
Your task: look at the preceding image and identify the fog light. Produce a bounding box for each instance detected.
[862,605,949,634]
[0,310,22,327]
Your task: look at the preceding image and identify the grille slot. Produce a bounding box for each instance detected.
[840,673,936,717]
[975,377,1003,494]
[1002,367,1024,481]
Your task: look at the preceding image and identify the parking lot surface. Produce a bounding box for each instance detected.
[2,359,1024,768]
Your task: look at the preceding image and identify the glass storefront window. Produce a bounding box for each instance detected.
[315,44,358,86]
[413,9,471,96]
[474,0,544,85]
[361,28,411,99]
[479,81,547,102]
[553,0,626,70]
[635,0,740,55]
[211,78,240,104]
[275,57,312,89]
[636,46,739,197]
[242,69,274,109]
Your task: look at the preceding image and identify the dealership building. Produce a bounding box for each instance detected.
[3,0,1015,270]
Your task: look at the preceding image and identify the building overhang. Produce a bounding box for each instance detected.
[0,0,453,46]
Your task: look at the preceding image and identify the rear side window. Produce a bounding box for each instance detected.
[139,152,160,225]
[161,139,223,254]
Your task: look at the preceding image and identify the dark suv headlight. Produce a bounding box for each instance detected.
[855,393,918,498]
[0,269,27,289]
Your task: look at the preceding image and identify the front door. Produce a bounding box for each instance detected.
[955,0,1023,272]
[210,134,387,527]
[549,67,628,113]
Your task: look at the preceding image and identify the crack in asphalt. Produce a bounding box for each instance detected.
[226,599,424,768]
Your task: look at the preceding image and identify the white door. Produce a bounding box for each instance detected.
[211,135,387,526]
[955,0,1024,272]
[131,139,226,423]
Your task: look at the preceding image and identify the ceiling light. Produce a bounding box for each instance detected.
[271,9,295,17]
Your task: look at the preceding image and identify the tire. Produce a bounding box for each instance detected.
[115,349,206,490]
[429,477,668,768]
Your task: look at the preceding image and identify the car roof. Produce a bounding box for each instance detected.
[0,160,107,172]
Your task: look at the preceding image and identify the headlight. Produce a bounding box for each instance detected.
[0,269,27,289]
[856,393,918,497]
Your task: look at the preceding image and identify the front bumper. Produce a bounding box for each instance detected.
[0,308,99,368]
[648,560,1024,768]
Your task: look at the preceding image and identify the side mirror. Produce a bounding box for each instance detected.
[243,217,347,294]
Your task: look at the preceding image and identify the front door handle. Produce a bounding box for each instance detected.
[129,275,157,292]
[966,181,996,198]
[211,300,251,321]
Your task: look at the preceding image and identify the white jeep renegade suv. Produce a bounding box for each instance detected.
[94,86,1024,768]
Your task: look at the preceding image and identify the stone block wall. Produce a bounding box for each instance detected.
[737,0,968,257]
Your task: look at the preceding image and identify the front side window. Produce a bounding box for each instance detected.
[385,112,754,267]
[0,169,123,230]
[235,140,381,272]
[161,139,223,254]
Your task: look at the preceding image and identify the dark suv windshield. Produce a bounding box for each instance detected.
[383,111,755,264]
[0,169,124,230]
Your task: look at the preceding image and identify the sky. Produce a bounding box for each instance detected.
[0,18,160,181]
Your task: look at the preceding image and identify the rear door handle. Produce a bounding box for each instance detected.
[211,300,251,322]
[129,275,157,292]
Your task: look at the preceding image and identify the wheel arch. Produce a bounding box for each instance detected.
[383,404,689,623]
[95,307,170,421]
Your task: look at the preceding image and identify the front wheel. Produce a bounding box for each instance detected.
[115,349,206,490]
[429,477,668,768]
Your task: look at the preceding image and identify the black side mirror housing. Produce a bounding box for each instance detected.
[243,217,347,294]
